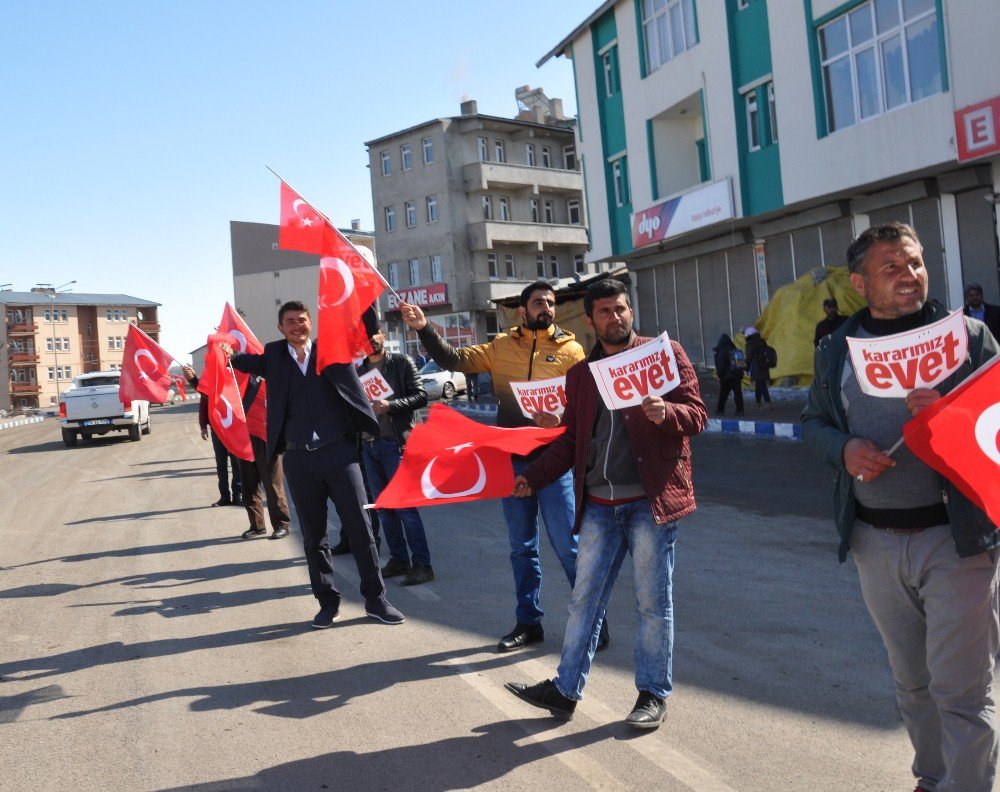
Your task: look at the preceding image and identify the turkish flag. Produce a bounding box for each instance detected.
[217,302,263,355]
[197,334,253,461]
[278,181,326,254]
[903,356,1000,527]
[119,324,176,404]
[172,374,188,401]
[373,404,564,509]
[315,223,387,370]
[245,380,267,441]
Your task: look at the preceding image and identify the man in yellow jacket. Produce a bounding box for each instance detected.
[402,281,608,652]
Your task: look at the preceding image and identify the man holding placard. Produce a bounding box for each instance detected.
[505,278,707,729]
[400,281,594,653]
[802,222,1000,792]
[356,324,434,586]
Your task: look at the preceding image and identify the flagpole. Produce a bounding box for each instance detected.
[265,166,402,301]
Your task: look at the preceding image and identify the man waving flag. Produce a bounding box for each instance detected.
[119,324,176,404]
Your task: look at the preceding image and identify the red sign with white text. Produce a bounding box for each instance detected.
[955,96,1000,163]
[386,283,449,310]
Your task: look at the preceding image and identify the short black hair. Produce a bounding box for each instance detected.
[278,300,309,323]
[965,283,983,294]
[822,298,838,308]
[845,222,921,274]
[519,280,556,309]
[584,278,629,318]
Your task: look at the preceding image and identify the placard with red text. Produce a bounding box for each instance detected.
[847,310,968,398]
[359,368,395,401]
[589,332,680,410]
[510,375,568,419]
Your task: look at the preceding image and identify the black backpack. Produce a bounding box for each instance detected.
[764,344,778,368]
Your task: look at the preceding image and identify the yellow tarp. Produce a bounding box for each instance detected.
[736,266,867,386]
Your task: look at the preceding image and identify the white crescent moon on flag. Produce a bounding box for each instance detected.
[420,451,487,499]
[320,257,355,307]
[974,402,1000,466]
[229,329,248,354]
[216,396,234,429]
[292,199,308,218]
[134,348,159,380]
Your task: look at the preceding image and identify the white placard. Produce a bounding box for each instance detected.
[359,368,395,401]
[589,332,680,410]
[847,310,969,398]
[509,375,568,419]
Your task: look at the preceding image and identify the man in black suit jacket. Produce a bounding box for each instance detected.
[964,283,1000,342]
[227,300,403,629]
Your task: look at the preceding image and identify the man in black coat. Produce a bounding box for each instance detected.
[226,300,403,629]
[964,283,1000,342]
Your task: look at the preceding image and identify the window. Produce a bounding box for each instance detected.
[549,254,559,278]
[44,309,51,322]
[482,195,492,221]
[567,199,581,225]
[47,367,55,381]
[401,144,412,171]
[405,200,417,228]
[641,0,698,74]
[563,144,577,170]
[113,309,121,321]
[574,254,586,274]
[486,313,500,341]
[46,337,54,352]
[408,258,420,286]
[530,199,540,223]
[106,310,112,321]
[505,254,516,279]
[487,253,499,279]
[380,150,391,176]
[426,195,438,223]
[61,309,68,322]
[62,366,72,380]
[498,197,510,221]
[541,146,551,168]
[430,254,442,282]
[121,310,127,322]
[388,262,400,289]
[526,143,536,167]
[494,140,506,163]
[115,337,123,350]
[745,91,761,152]
[536,253,545,278]
[422,137,434,164]
[602,47,620,97]
[477,137,489,161]
[819,0,942,133]
[767,82,778,144]
[384,205,396,232]
[107,337,115,351]
[543,200,554,224]
[738,0,749,9]
[62,337,69,351]
[612,157,631,207]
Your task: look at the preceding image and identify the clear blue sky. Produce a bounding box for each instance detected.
[0,1,580,361]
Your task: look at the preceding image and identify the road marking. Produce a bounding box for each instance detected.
[447,655,739,792]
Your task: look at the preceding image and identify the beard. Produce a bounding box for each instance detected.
[599,322,632,346]
[525,312,553,331]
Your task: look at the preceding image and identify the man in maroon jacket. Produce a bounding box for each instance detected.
[505,278,707,729]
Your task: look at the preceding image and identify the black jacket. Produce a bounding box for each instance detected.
[356,351,427,449]
[965,302,1000,343]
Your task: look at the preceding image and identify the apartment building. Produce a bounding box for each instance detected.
[541,0,1000,365]
[365,88,592,354]
[1,288,160,411]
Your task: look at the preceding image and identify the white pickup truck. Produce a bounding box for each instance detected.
[59,370,151,447]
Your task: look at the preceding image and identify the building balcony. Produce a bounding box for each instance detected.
[463,161,583,195]
[467,220,589,252]
[7,323,38,335]
[11,382,41,394]
[138,320,160,337]
[9,353,39,364]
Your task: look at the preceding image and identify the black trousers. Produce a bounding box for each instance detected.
[716,378,745,415]
[238,435,290,531]
[211,430,241,500]
[282,440,385,606]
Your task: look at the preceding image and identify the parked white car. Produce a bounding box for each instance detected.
[59,370,150,446]
[418,361,467,400]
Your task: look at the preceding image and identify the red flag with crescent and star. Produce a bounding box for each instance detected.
[172,374,188,401]
[119,324,176,404]
[903,355,1000,527]
[373,404,564,509]
[197,334,253,461]
[278,181,326,254]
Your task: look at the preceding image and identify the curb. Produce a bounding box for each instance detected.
[0,416,45,431]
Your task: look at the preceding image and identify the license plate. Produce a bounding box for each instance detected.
[82,419,112,427]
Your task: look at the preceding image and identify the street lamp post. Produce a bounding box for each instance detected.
[41,280,76,408]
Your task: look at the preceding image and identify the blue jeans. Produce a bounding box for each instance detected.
[362,438,431,567]
[554,500,677,701]
[501,458,577,625]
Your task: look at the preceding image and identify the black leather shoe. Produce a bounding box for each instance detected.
[329,541,351,556]
[596,618,610,651]
[381,558,412,579]
[269,527,289,540]
[625,691,666,729]
[212,497,231,507]
[401,564,434,586]
[365,598,404,625]
[241,527,267,539]
[504,679,576,721]
[497,622,544,653]
[311,602,340,629]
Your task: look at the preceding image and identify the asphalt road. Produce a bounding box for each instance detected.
[0,402,927,791]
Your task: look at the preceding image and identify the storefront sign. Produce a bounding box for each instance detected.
[631,179,734,249]
[386,282,449,311]
[955,95,1000,163]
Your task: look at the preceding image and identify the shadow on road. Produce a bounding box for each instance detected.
[90,468,214,482]
[75,582,311,617]
[0,684,68,724]
[65,506,213,525]
[0,536,245,570]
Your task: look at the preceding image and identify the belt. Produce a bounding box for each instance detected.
[284,437,346,452]
[869,525,928,536]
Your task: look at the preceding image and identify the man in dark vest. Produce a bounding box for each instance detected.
[225,300,403,629]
